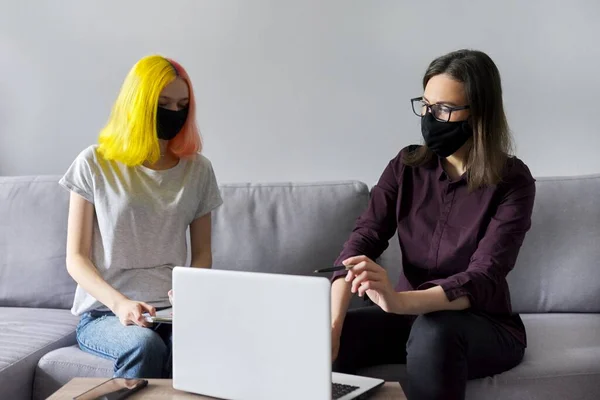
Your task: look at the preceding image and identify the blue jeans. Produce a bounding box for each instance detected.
[76,310,172,378]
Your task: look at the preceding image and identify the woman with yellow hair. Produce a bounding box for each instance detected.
[59,55,222,378]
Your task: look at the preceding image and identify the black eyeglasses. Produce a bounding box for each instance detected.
[411,97,470,123]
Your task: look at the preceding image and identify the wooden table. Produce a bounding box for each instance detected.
[49,378,406,399]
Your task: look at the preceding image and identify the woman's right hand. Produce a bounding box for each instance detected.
[113,298,155,327]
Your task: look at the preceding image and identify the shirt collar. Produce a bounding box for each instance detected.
[436,155,467,184]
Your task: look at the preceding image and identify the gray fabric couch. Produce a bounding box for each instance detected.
[1,175,599,399]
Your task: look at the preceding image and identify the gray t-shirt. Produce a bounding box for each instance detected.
[59,145,223,316]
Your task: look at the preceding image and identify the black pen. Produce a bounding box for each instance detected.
[313,265,354,273]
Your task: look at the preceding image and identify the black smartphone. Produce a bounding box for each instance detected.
[73,378,148,400]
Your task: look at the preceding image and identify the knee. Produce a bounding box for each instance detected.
[141,331,167,351]
[119,329,168,364]
[114,329,168,378]
[136,330,168,357]
[405,312,469,399]
[407,311,464,357]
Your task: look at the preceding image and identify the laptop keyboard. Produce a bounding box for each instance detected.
[332,383,359,399]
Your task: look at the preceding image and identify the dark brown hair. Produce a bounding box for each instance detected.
[404,49,513,190]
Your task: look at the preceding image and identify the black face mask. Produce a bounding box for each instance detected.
[156,107,188,140]
[421,112,472,157]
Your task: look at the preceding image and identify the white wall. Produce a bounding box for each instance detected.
[1,0,599,184]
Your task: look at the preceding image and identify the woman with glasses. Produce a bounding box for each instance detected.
[330,49,535,400]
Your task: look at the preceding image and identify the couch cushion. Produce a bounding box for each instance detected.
[212,181,369,275]
[35,314,600,400]
[33,345,113,400]
[0,307,78,400]
[0,176,76,309]
[358,313,600,399]
[507,175,600,313]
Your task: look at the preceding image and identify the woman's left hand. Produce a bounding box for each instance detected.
[344,255,399,313]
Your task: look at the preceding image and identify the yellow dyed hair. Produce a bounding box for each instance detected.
[97,55,201,166]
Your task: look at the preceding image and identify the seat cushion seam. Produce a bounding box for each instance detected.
[0,331,76,372]
[38,359,112,372]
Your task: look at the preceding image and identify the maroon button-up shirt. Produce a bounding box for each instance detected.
[334,146,536,345]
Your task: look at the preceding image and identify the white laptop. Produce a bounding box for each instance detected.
[172,267,384,400]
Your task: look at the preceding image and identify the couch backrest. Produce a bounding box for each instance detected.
[211,182,369,276]
[507,174,600,313]
[2,174,598,314]
[380,174,600,313]
[0,176,75,309]
[0,177,370,309]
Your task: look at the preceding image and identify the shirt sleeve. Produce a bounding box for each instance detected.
[194,158,223,220]
[420,177,536,313]
[332,153,403,281]
[58,148,95,204]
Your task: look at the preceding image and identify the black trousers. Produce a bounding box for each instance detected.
[333,306,525,400]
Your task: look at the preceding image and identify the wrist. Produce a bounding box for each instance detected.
[108,293,128,312]
[391,291,408,314]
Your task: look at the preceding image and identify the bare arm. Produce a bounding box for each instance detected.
[346,255,470,315]
[396,286,470,315]
[65,192,127,312]
[167,213,213,306]
[330,277,353,361]
[331,278,353,330]
[189,213,213,268]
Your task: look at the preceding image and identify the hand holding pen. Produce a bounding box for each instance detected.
[315,256,398,313]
